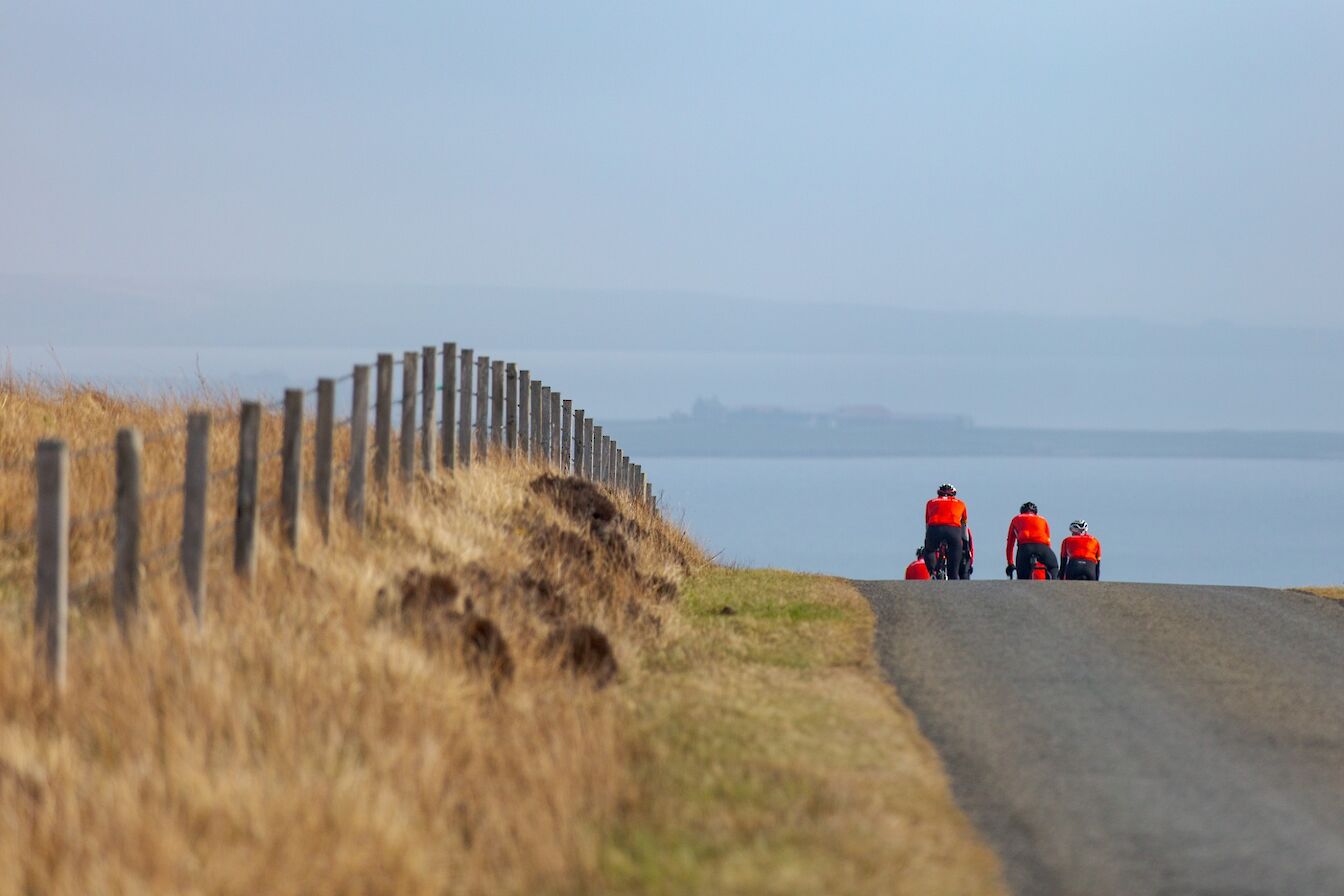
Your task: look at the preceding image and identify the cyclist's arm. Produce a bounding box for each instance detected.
[1005,522,1017,566]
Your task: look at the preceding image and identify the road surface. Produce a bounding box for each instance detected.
[856,580,1344,896]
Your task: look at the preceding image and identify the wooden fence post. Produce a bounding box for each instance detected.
[550,391,562,467]
[281,389,303,554]
[518,370,531,458]
[458,349,474,468]
[442,342,457,470]
[315,378,335,541]
[400,350,418,484]
[530,381,543,460]
[592,425,603,482]
[346,366,369,532]
[181,412,210,623]
[113,428,142,636]
[374,353,394,498]
[422,345,437,476]
[475,355,490,460]
[647,482,655,510]
[506,363,519,452]
[34,439,68,690]
[491,359,504,450]
[585,421,597,479]
[534,386,545,462]
[573,409,586,475]
[561,399,573,472]
[235,401,260,581]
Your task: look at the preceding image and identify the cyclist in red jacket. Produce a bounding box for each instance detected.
[1006,501,1059,580]
[1060,520,1102,580]
[925,483,969,579]
[905,547,932,580]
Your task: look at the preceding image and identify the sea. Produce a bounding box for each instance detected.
[642,456,1344,588]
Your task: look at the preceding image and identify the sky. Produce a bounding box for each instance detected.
[2,2,1342,327]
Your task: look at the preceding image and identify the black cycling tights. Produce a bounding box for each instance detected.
[924,525,965,580]
[1064,559,1099,581]
[1015,543,1059,580]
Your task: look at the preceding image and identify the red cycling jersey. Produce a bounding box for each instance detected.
[926,496,968,528]
[1061,534,1102,564]
[904,560,932,580]
[1006,513,1051,565]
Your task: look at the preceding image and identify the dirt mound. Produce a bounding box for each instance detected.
[459,613,514,691]
[530,475,618,529]
[543,624,618,688]
[399,568,461,616]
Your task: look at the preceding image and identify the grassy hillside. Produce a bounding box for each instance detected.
[0,380,1002,895]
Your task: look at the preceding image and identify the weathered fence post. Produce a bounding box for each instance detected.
[475,355,490,460]
[491,359,504,450]
[235,401,260,581]
[442,342,457,470]
[506,363,519,452]
[603,437,614,485]
[400,350,418,484]
[518,370,531,458]
[647,482,655,510]
[421,345,437,476]
[540,386,552,463]
[315,378,335,541]
[585,421,597,479]
[374,353,394,498]
[346,366,369,532]
[561,399,573,472]
[181,412,210,623]
[281,388,303,554]
[458,348,474,468]
[591,425,603,482]
[113,428,142,636]
[550,391,562,466]
[35,440,68,689]
[530,381,543,460]
[573,409,586,475]
[623,456,632,495]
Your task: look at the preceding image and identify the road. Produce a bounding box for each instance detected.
[856,580,1344,896]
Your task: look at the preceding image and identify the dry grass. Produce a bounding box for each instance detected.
[0,379,702,895]
[1301,587,1344,601]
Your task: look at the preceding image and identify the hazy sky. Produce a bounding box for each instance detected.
[3,2,1342,326]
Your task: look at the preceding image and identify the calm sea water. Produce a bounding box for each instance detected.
[642,456,1344,588]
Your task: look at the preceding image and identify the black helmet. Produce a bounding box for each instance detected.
[937,483,957,497]
[1020,501,1038,514]
[915,546,926,559]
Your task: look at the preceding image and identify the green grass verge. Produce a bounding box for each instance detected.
[598,568,1005,896]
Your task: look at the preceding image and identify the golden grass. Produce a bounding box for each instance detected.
[0,379,1000,894]
[1301,587,1344,601]
[0,379,702,895]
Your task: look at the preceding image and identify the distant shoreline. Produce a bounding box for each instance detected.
[607,419,1344,461]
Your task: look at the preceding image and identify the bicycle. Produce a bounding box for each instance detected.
[930,542,951,580]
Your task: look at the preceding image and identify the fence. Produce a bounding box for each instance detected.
[1,342,657,691]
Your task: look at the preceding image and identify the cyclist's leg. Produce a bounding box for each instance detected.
[1015,548,1034,580]
[923,527,939,575]
[944,536,964,580]
[1068,559,1097,581]
[1041,546,1060,579]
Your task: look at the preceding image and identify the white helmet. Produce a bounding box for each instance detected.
[1069,520,1088,535]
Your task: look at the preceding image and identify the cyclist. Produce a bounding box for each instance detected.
[925,483,969,580]
[905,547,932,580]
[1060,520,1102,580]
[959,526,975,579]
[1006,501,1059,580]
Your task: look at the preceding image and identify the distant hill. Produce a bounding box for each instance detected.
[610,400,1344,459]
[6,275,1344,359]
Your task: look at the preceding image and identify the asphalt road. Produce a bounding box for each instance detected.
[856,580,1344,896]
